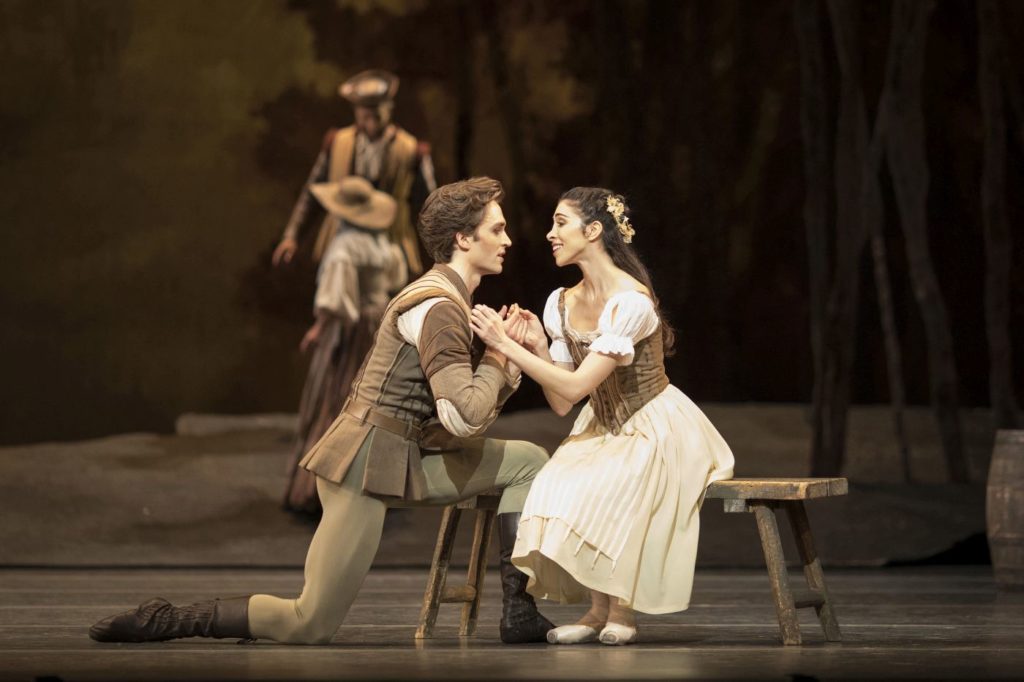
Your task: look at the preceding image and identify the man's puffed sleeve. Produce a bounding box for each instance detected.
[419,300,508,437]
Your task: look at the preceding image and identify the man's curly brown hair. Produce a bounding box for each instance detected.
[417,177,505,263]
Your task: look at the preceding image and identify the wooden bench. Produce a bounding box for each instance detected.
[706,477,847,645]
[416,477,847,645]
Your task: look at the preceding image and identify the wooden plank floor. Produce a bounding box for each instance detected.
[1,567,1021,680]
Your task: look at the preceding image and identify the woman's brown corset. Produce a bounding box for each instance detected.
[559,289,669,435]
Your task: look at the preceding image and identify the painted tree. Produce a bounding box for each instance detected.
[978,0,1021,430]
[807,0,869,477]
[862,1,914,481]
[884,0,969,482]
[799,0,916,479]
[794,0,835,474]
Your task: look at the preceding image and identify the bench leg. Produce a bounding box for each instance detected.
[416,506,462,639]
[752,502,801,645]
[460,509,495,636]
[785,501,842,642]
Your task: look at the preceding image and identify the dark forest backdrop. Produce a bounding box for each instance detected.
[1,0,1022,463]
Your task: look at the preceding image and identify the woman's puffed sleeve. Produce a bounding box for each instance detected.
[542,288,573,364]
[589,291,660,366]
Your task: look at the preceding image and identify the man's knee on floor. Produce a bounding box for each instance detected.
[276,601,342,645]
[286,617,337,645]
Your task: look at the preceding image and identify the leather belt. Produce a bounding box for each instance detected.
[343,402,422,442]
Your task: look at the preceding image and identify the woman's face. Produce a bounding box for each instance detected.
[547,200,592,267]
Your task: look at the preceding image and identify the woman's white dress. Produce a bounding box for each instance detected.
[512,288,735,614]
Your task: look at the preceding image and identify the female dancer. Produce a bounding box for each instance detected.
[470,187,734,645]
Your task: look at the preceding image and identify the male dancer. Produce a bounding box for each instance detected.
[89,178,553,645]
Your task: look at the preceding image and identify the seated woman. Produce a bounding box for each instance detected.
[470,187,735,645]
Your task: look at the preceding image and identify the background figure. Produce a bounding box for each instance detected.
[283,177,407,517]
[272,69,437,278]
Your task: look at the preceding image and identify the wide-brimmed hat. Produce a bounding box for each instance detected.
[339,69,399,106]
[310,176,397,230]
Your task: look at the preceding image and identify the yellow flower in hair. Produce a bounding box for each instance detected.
[605,195,635,244]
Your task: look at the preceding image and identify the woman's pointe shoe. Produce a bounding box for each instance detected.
[598,622,637,645]
[546,624,599,644]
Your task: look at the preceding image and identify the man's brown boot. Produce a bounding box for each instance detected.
[89,596,251,643]
[497,513,554,643]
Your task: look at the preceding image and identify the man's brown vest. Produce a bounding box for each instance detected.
[299,265,471,500]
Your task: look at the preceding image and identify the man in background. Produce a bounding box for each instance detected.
[272,69,436,277]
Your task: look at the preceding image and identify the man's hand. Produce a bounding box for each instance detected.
[471,304,512,355]
[272,238,298,266]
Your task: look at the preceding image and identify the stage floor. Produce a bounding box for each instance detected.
[2,566,1022,681]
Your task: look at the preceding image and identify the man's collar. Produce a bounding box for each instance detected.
[433,264,472,305]
[356,125,397,146]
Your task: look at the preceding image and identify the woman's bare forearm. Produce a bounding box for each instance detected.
[530,344,575,415]
[497,338,616,405]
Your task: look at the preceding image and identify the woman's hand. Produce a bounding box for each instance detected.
[506,304,548,354]
[470,304,513,353]
[503,306,527,346]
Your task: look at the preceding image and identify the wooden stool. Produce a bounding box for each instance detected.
[415,493,501,638]
[706,477,847,645]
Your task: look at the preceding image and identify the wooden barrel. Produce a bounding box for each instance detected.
[987,430,1024,590]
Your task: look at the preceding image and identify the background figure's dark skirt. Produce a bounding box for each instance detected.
[283,314,378,516]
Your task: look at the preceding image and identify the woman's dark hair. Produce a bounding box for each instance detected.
[418,177,504,263]
[559,187,676,355]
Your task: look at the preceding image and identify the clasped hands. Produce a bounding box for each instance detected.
[470,303,547,357]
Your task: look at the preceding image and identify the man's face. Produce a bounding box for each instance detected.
[354,105,385,140]
[464,201,511,275]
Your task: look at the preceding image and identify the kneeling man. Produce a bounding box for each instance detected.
[90,177,553,645]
